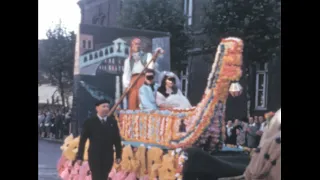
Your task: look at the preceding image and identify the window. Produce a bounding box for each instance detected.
[255,62,268,110]
[180,66,189,96]
[84,56,88,62]
[184,0,193,26]
[88,40,92,49]
[94,52,98,58]
[117,42,121,52]
[110,47,114,53]
[105,48,109,55]
[82,40,86,48]
[89,54,93,60]
[99,51,103,57]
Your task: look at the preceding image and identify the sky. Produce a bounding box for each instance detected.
[38,0,81,39]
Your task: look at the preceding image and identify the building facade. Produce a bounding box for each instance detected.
[181,0,281,118]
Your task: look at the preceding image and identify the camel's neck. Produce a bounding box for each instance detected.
[191,44,235,150]
[195,44,230,112]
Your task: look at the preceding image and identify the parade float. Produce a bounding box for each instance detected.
[57,37,248,180]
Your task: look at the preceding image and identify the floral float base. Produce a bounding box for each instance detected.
[57,146,187,180]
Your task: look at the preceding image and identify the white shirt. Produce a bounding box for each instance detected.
[97,114,107,123]
[260,122,266,131]
[122,52,154,89]
[131,60,145,74]
[249,123,256,127]
[226,125,233,137]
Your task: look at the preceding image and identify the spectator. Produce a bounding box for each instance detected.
[258,116,266,133]
[55,111,64,139]
[249,117,255,125]
[63,111,71,136]
[229,119,241,145]
[44,112,52,138]
[256,116,266,145]
[50,113,56,138]
[241,121,248,133]
[246,117,259,148]
[236,127,245,146]
[254,116,258,123]
[240,117,248,127]
[225,120,233,144]
[38,112,45,137]
[254,116,260,129]
[40,113,47,137]
[234,119,240,126]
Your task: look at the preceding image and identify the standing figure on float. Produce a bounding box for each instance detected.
[122,38,155,110]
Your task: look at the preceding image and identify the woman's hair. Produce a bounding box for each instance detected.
[157,75,178,98]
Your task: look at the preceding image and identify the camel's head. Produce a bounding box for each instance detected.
[220,37,244,97]
[63,136,80,160]
[60,134,74,151]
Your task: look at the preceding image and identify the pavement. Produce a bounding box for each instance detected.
[41,137,64,143]
[38,138,63,180]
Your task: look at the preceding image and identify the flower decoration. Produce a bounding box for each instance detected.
[264,111,275,121]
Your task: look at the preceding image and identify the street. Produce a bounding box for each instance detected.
[38,139,62,180]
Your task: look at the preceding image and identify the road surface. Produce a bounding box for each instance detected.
[38,139,62,180]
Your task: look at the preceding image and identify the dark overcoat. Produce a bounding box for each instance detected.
[76,115,122,180]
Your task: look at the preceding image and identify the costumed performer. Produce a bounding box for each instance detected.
[244,109,281,180]
[138,69,159,110]
[75,99,122,180]
[122,38,162,110]
[156,71,192,109]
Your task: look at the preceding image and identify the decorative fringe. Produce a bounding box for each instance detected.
[58,144,187,180]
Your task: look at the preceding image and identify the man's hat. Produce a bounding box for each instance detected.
[95,99,110,107]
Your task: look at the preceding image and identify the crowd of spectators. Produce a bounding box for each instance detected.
[225,115,266,148]
[38,108,72,140]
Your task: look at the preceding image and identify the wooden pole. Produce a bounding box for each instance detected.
[107,49,163,116]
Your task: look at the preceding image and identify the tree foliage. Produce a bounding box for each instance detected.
[119,0,192,72]
[203,0,281,63]
[39,23,76,107]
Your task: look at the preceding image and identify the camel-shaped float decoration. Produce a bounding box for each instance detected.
[58,37,244,180]
[116,37,243,151]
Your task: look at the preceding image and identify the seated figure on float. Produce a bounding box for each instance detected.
[138,68,159,110]
[156,71,192,109]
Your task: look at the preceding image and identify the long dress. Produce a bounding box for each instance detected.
[156,89,192,109]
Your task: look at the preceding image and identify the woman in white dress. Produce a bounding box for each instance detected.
[156,71,192,109]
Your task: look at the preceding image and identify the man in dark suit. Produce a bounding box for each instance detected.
[246,117,259,148]
[75,99,122,180]
[54,110,64,139]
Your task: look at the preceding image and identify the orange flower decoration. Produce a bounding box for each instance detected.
[264,111,275,120]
